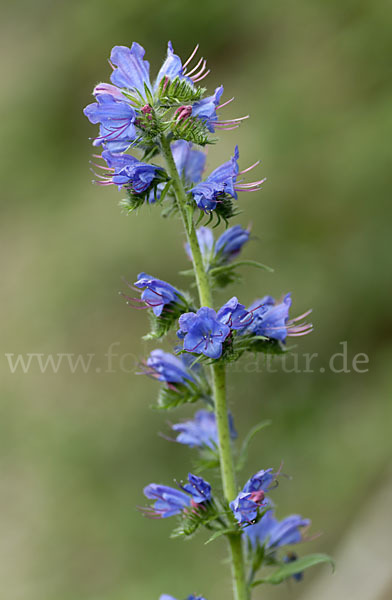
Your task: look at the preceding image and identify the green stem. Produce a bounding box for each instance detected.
[161,136,249,600]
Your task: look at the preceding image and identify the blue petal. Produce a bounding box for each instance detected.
[154,41,185,90]
[110,43,151,94]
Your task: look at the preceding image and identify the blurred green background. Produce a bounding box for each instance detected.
[1,1,391,599]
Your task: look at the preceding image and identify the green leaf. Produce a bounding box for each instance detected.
[158,180,173,204]
[252,554,335,587]
[209,260,274,275]
[236,420,272,471]
[204,528,237,544]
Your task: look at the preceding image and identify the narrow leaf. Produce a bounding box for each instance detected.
[236,420,272,471]
[252,553,335,587]
[204,528,237,545]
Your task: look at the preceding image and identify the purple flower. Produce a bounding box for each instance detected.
[171,409,237,450]
[180,473,211,503]
[178,307,231,359]
[143,484,191,518]
[92,151,163,193]
[83,93,137,153]
[191,86,224,132]
[245,511,310,550]
[230,469,276,524]
[145,349,195,385]
[185,225,250,268]
[243,468,276,494]
[134,272,184,316]
[109,41,189,97]
[190,146,266,212]
[171,140,206,184]
[246,294,313,343]
[217,297,252,330]
[190,146,239,212]
[243,509,277,547]
[191,86,249,133]
[85,42,206,151]
[214,225,251,262]
[268,515,310,547]
[143,473,211,518]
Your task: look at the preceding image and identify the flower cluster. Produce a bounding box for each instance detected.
[84,42,265,218]
[84,40,330,600]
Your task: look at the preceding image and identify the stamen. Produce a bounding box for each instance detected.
[217,115,250,124]
[192,70,211,83]
[217,97,235,110]
[239,161,260,175]
[182,44,199,70]
[185,56,204,77]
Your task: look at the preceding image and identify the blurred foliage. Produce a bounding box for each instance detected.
[0,1,391,599]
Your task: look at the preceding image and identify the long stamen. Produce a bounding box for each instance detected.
[182,43,199,70]
[186,57,204,77]
[239,161,260,175]
[217,97,235,109]
[217,115,250,124]
[192,70,210,83]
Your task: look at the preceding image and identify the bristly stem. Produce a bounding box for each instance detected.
[161,136,249,600]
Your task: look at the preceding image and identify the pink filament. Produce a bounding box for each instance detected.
[183,44,199,70]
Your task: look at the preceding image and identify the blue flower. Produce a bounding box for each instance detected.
[171,140,206,184]
[180,473,211,504]
[268,515,310,547]
[245,294,313,343]
[178,307,231,359]
[190,146,239,212]
[143,473,212,518]
[145,349,195,385]
[93,150,163,193]
[243,509,277,547]
[243,468,276,494]
[217,297,252,330]
[245,511,310,550]
[143,484,191,518]
[134,272,184,316]
[171,409,237,450]
[185,225,250,268]
[230,469,276,524]
[192,86,224,132]
[110,41,189,97]
[83,93,137,153]
[215,225,250,262]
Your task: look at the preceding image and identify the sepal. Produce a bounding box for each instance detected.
[171,116,213,146]
[158,76,205,105]
[142,291,195,341]
[171,498,220,539]
[156,380,210,410]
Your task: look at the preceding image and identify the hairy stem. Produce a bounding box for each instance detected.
[161,136,249,600]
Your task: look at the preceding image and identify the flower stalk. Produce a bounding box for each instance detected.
[161,136,248,600]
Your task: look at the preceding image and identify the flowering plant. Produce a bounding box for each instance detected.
[84,41,333,600]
